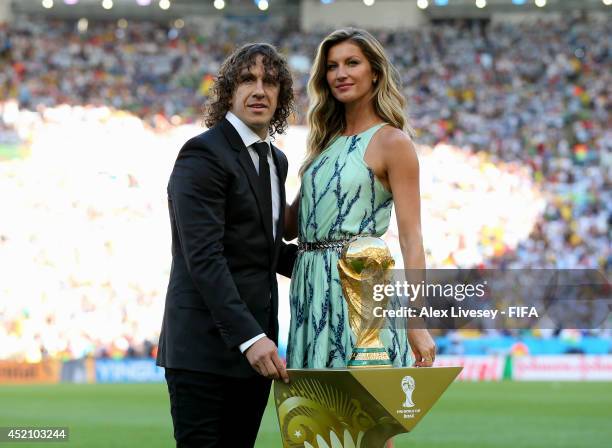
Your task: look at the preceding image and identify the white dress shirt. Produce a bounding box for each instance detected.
[225,112,280,354]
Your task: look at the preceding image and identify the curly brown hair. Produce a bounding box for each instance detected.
[204,43,294,136]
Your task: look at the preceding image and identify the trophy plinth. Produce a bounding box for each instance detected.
[274,367,462,448]
[337,236,395,368]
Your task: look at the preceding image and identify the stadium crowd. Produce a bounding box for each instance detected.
[0,15,609,361]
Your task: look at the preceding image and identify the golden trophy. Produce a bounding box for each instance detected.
[337,236,395,368]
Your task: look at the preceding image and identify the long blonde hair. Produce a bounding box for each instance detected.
[300,28,411,176]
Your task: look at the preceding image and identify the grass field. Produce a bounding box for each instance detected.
[1,382,611,447]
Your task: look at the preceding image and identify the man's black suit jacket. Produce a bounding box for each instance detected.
[156,118,296,378]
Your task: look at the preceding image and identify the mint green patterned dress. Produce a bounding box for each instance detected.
[287,124,412,368]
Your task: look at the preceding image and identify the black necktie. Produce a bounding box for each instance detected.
[252,142,273,237]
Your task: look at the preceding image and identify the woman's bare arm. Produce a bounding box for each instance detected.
[382,128,436,367]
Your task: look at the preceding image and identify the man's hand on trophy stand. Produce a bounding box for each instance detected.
[245,336,290,383]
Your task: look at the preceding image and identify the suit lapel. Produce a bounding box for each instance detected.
[221,119,274,249]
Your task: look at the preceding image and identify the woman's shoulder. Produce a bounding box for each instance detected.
[374,125,417,160]
[376,125,413,146]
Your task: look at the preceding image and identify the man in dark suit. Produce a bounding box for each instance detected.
[156,43,297,447]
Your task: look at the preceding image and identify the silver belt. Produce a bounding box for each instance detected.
[297,237,355,254]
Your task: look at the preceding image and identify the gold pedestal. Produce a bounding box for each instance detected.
[275,367,462,448]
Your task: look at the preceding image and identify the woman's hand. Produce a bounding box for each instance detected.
[408,328,436,367]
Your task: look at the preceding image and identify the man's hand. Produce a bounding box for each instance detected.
[244,336,289,383]
[408,328,436,367]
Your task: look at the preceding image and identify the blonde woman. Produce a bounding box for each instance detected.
[285,29,436,369]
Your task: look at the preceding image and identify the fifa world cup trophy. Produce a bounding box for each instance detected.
[337,236,395,368]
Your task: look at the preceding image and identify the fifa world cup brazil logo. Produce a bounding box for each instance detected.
[401,376,416,408]
[338,236,395,368]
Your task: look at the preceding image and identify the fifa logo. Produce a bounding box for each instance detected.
[401,376,415,408]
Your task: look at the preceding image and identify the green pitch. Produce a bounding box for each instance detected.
[1,382,611,447]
